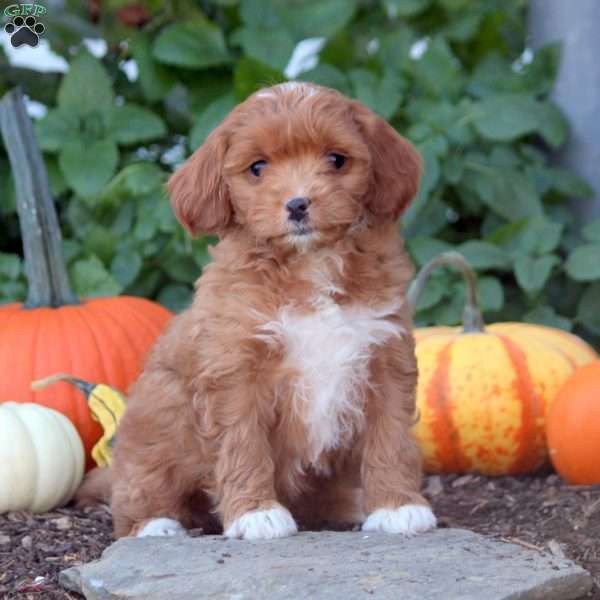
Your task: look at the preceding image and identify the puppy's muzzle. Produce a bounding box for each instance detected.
[286,197,310,223]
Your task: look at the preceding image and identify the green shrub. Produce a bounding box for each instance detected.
[1,0,599,347]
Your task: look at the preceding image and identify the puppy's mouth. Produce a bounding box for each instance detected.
[290,222,313,237]
[283,222,319,248]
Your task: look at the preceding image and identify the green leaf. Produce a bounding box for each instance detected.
[536,101,567,149]
[463,159,543,221]
[565,243,600,281]
[46,157,68,197]
[0,252,21,279]
[417,99,474,146]
[153,21,230,69]
[408,236,453,266]
[190,94,237,151]
[402,146,441,236]
[473,94,539,141]
[439,0,470,10]
[551,168,594,198]
[523,305,572,331]
[442,13,482,41]
[233,26,295,71]
[127,269,162,299]
[490,217,563,256]
[456,240,510,270]
[403,194,449,239]
[57,52,114,116]
[300,64,351,95]
[420,134,448,158]
[413,275,447,311]
[106,104,167,145]
[514,254,559,294]
[234,57,286,101]
[525,220,563,254]
[59,139,119,198]
[240,0,281,28]
[576,282,600,335]
[62,239,81,264]
[277,0,357,40]
[383,0,431,17]
[188,73,235,118]
[0,280,26,303]
[111,250,143,288]
[134,208,159,241]
[429,282,465,326]
[378,29,414,73]
[130,33,176,102]
[582,219,600,242]
[82,225,118,264]
[70,255,123,298]
[157,283,193,313]
[477,276,504,312]
[110,202,136,236]
[413,37,461,98]
[442,154,464,184]
[348,69,403,119]
[159,251,201,283]
[102,163,166,202]
[34,109,79,152]
[521,43,562,96]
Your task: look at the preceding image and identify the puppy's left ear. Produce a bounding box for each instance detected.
[351,102,422,222]
[167,128,233,236]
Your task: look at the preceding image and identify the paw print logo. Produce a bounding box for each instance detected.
[4,15,45,48]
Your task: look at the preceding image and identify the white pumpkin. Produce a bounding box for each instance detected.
[0,402,84,513]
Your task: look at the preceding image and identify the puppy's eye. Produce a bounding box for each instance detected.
[250,160,267,177]
[327,153,346,169]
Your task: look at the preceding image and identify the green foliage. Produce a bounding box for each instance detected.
[0,0,598,347]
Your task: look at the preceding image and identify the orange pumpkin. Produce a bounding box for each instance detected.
[547,360,600,485]
[0,298,171,464]
[0,89,172,466]
[409,252,598,476]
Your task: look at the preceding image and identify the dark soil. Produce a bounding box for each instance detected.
[1,473,599,599]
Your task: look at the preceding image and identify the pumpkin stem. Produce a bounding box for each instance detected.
[0,88,79,308]
[407,251,485,333]
[32,373,95,396]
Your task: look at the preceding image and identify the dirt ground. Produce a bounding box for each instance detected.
[1,472,599,599]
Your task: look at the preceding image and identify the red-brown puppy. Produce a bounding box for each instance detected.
[84,82,436,540]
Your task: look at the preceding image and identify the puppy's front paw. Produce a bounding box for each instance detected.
[362,505,436,535]
[225,504,298,540]
[136,517,187,538]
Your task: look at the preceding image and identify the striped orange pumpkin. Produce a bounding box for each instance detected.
[409,253,598,476]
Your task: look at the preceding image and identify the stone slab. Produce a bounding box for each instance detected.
[60,528,593,600]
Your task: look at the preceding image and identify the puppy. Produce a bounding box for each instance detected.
[82,82,436,540]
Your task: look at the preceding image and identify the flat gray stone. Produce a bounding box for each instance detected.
[60,529,592,600]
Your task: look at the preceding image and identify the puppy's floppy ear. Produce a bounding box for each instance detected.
[167,128,232,236]
[351,102,422,222]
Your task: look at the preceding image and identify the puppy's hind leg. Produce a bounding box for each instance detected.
[108,369,209,539]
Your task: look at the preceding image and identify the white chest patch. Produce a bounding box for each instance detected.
[258,298,404,463]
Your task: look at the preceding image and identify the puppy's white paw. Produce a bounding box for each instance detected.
[137,518,187,538]
[362,505,437,535]
[225,505,298,540]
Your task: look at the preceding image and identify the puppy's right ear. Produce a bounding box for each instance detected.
[167,129,232,236]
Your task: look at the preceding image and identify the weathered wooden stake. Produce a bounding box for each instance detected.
[0,87,78,308]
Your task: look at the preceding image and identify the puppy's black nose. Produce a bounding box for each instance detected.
[286,197,310,222]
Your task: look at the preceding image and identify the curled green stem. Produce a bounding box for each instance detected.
[407,251,485,333]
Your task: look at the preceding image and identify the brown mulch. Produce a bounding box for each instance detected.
[0,505,112,599]
[1,473,599,599]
